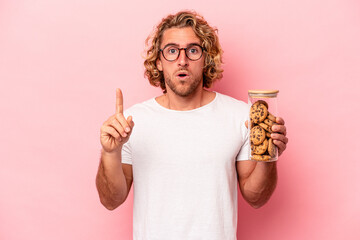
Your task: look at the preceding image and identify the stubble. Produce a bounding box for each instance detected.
[164,71,202,97]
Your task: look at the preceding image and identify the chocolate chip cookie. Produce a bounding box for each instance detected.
[267,112,276,122]
[268,138,276,158]
[250,101,268,124]
[251,138,268,155]
[250,125,266,146]
[259,122,272,133]
[251,154,271,161]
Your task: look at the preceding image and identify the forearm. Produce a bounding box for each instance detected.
[241,162,278,208]
[96,149,128,210]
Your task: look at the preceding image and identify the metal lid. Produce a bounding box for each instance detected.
[248,90,279,98]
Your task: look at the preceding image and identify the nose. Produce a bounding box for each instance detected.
[177,49,189,67]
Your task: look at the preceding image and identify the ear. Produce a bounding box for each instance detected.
[156,58,163,71]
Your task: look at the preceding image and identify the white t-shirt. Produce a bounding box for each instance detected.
[122,92,250,240]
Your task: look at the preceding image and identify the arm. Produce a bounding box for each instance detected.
[237,117,288,209]
[236,160,277,209]
[96,150,133,210]
[96,88,135,210]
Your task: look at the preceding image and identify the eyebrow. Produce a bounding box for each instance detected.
[162,42,201,49]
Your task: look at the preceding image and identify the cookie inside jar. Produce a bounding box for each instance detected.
[248,90,279,162]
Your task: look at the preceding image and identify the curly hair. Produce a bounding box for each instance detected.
[144,10,224,93]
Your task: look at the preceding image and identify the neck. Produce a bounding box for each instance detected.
[157,89,215,111]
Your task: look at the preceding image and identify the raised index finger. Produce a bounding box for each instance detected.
[116,88,123,114]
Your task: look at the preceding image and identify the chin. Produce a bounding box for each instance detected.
[172,88,193,97]
[165,75,202,97]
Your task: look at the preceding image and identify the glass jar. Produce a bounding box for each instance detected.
[248,90,279,162]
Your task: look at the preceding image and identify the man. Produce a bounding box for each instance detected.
[96,10,288,239]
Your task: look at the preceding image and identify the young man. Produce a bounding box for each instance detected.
[96,11,288,239]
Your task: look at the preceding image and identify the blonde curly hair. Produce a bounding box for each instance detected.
[144,10,224,93]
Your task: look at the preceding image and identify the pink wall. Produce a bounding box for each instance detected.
[1,0,359,239]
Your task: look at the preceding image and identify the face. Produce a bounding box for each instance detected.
[156,27,205,97]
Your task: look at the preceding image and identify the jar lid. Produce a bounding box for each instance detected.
[248,90,279,98]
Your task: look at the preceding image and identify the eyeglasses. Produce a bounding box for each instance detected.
[159,44,204,61]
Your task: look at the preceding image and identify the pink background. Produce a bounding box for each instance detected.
[1,0,359,239]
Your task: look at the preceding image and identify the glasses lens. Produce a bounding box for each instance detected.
[186,45,203,60]
[163,46,179,61]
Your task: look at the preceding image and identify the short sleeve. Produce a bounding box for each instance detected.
[236,122,250,161]
[121,110,133,165]
[121,141,132,165]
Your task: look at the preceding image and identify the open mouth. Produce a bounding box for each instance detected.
[177,72,189,78]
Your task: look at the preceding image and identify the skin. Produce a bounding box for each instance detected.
[96,27,288,210]
[96,88,134,209]
[155,27,216,110]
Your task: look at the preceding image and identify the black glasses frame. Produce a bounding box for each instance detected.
[159,44,204,62]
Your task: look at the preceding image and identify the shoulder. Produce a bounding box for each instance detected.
[213,92,250,139]
[215,92,250,112]
[123,98,157,117]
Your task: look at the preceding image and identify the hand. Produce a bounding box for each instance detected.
[270,117,288,156]
[245,117,288,156]
[100,88,134,153]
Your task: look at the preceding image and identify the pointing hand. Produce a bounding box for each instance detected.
[100,88,134,153]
